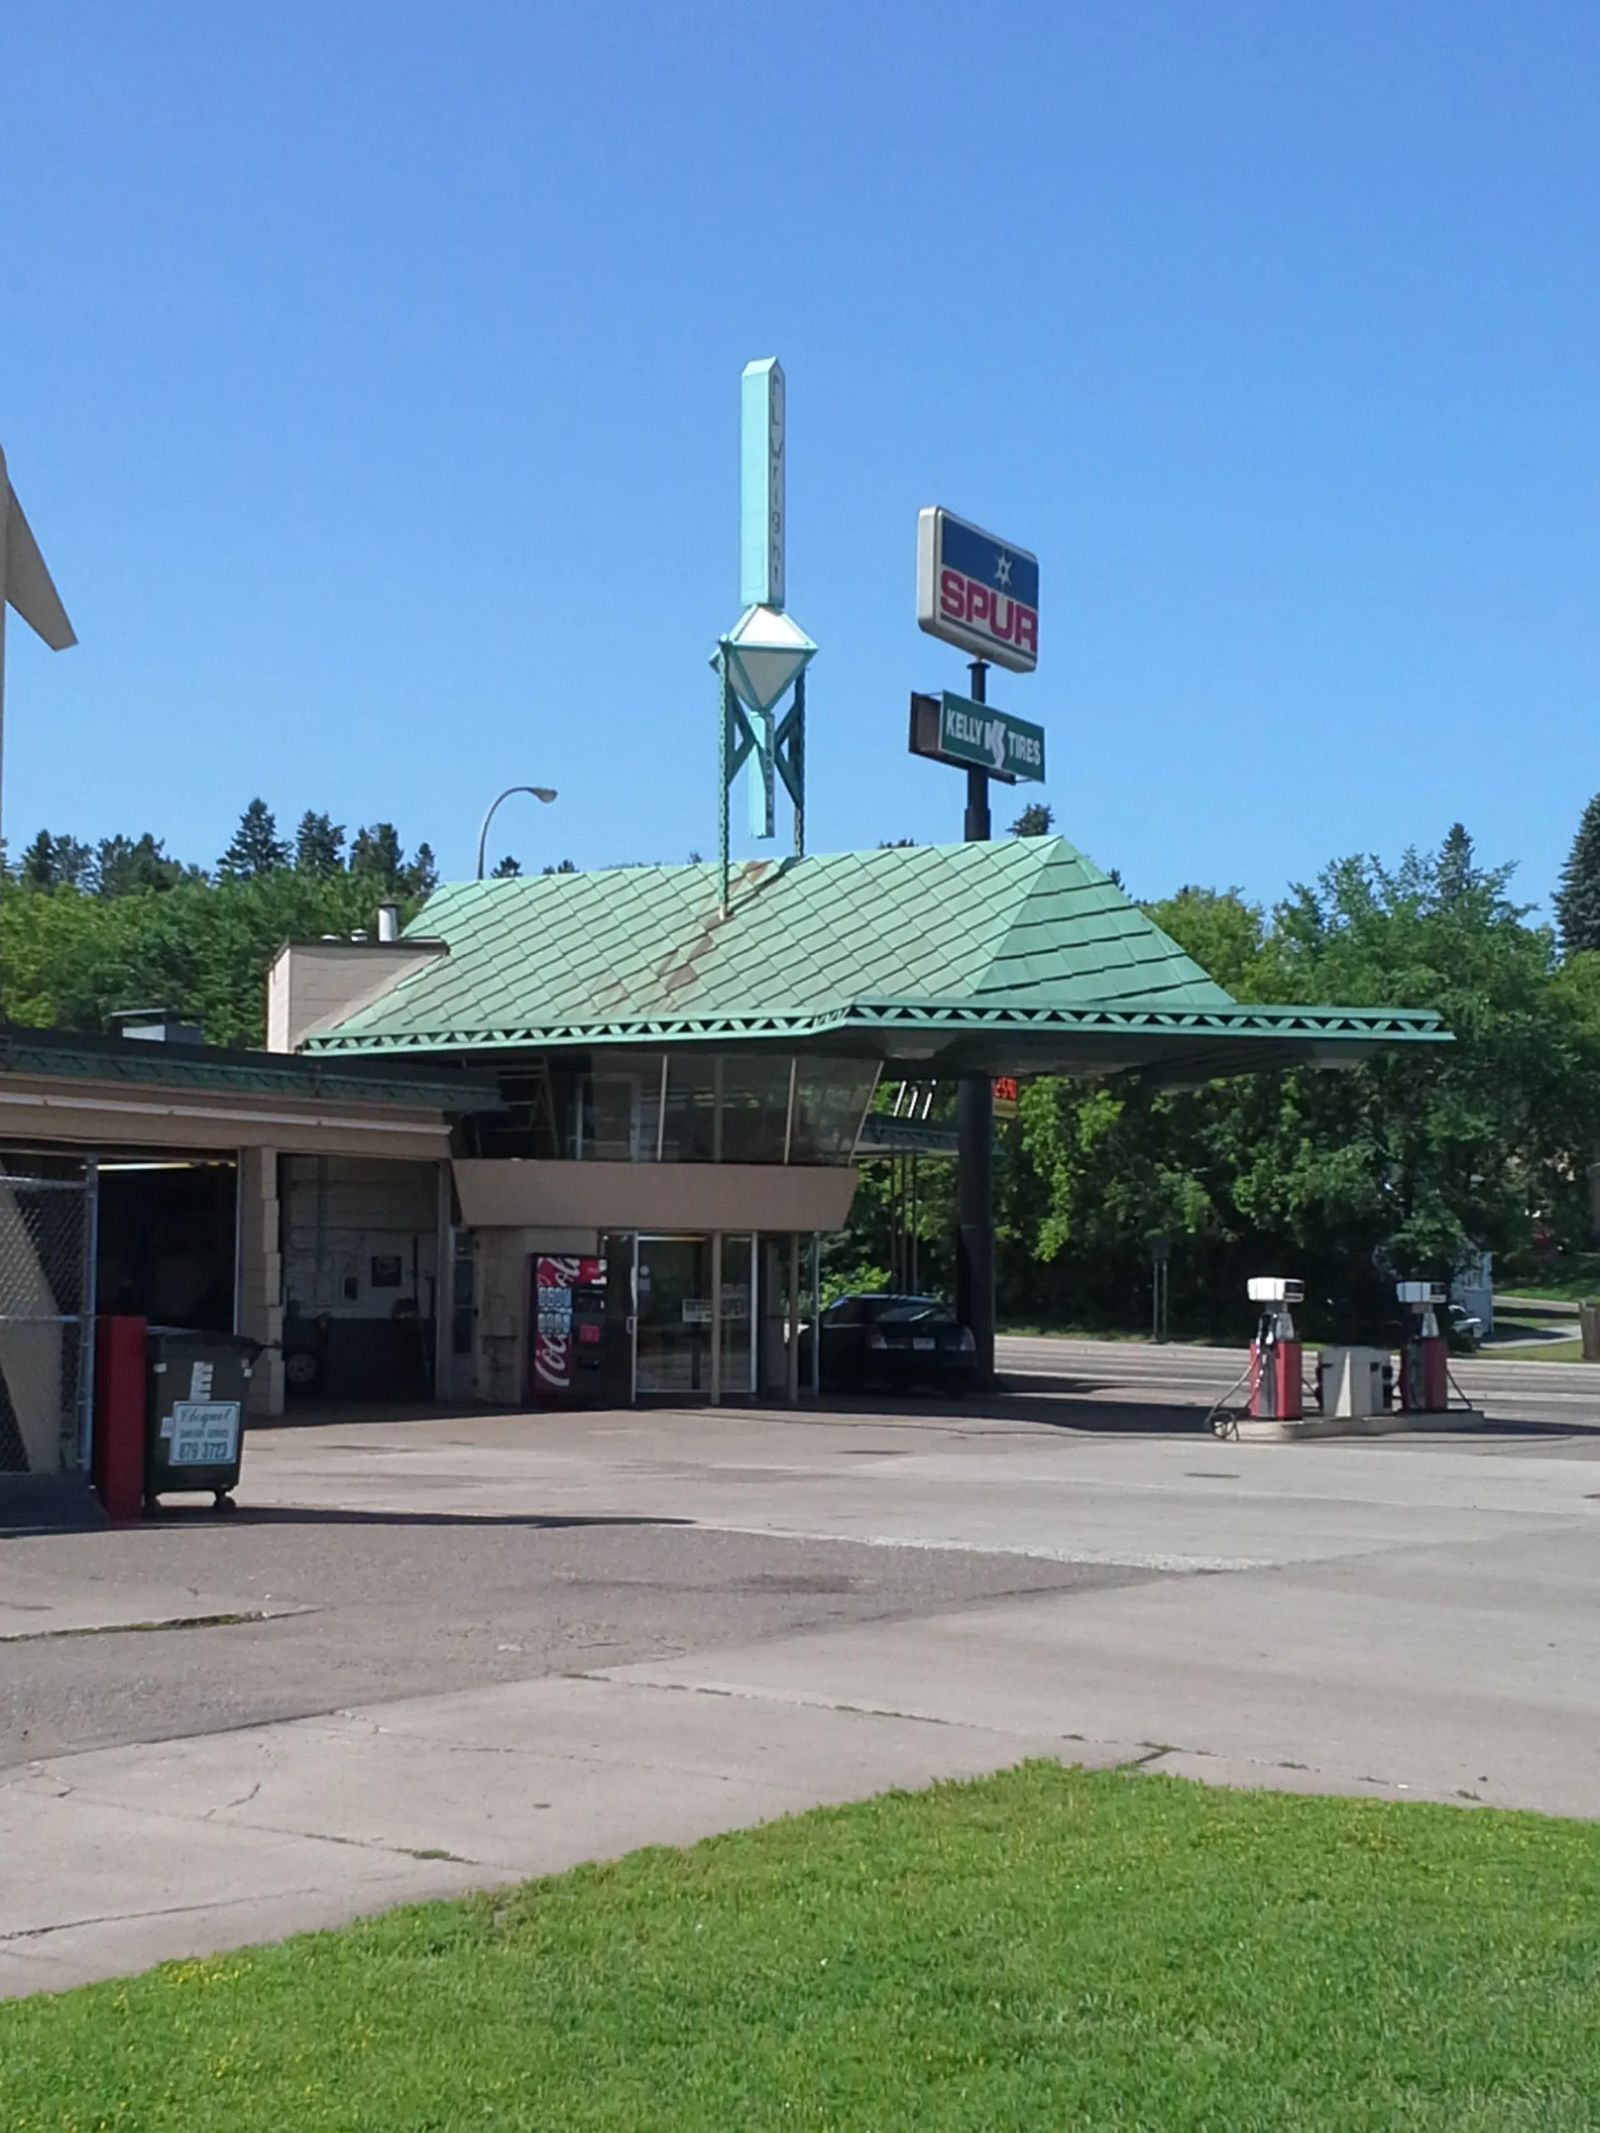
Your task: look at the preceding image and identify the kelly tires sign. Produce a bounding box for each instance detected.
[917,507,1039,672]
[909,689,1045,784]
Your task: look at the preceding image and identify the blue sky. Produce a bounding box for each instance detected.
[2,0,1595,907]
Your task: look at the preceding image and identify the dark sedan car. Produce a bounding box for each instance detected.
[816,1293,976,1392]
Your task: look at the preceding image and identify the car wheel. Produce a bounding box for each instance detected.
[283,1346,321,1393]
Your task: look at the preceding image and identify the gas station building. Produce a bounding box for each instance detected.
[278,833,1444,1413]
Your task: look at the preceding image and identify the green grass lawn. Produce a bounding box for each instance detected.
[998,1318,1160,1341]
[1481,1336,1586,1363]
[7,1765,1600,2132]
[1498,1254,1600,1304]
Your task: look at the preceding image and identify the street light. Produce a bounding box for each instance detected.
[476,784,557,880]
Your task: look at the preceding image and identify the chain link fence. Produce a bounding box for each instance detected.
[0,1162,95,1474]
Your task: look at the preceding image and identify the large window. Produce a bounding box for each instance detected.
[659,1057,718,1162]
[716,1057,793,1163]
[790,1060,881,1162]
[473,1054,879,1166]
[587,1058,663,1161]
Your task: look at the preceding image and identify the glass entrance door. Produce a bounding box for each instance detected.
[719,1233,754,1400]
[633,1234,757,1400]
[634,1236,709,1396]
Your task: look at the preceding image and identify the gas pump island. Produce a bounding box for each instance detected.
[909,507,1046,1386]
[1207,1276,1478,1439]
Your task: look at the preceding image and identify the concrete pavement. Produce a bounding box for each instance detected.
[4,1338,1598,1996]
[1,1675,1105,1999]
[2,1517,1122,1766]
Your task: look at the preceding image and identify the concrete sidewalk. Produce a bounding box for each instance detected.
[0,1670,1108,1998]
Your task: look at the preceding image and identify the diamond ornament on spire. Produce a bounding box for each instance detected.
[716,603,817,715]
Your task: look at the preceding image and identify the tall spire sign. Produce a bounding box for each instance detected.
[740,357,785,611]
[715,359,815,910]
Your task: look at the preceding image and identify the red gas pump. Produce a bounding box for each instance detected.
[1396,1281,1450,1413]
[1247,1277,1305,1421]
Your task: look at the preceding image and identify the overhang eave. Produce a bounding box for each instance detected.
[304,998,1450,1084]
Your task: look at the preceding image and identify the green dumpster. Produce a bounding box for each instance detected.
[146,1329,260,1514]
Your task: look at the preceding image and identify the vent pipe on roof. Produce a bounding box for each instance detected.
[377,903,401,943]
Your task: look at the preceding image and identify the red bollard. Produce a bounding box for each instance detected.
[93,1314,147,1522]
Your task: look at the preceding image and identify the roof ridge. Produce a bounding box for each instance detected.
[983,838,1239,1007]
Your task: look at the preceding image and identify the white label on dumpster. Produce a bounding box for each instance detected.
[189,1361,214,1400]
[170,1400,240,1468]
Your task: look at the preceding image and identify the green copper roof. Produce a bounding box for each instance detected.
[0,1024,489,1111]
[304,840,1447,1081]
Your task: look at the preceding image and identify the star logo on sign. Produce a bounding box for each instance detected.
[994,551,1013,589]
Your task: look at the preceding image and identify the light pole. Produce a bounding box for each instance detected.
[476,784,557,880]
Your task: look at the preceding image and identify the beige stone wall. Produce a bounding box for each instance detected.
[453,1159,857,1235]
[265,941,446,1053]
[280,1155,441,1320]
[237,1147,284,1416]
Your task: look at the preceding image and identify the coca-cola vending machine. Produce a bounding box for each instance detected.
[529,1254,607,1405]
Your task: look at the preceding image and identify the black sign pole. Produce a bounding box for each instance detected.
[963,659,992,840]
[956,656,996,1387]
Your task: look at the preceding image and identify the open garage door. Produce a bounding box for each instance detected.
[94,1155,238,1332]
[281,1154,443,1403]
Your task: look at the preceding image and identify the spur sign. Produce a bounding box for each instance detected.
[916,507,1039,673]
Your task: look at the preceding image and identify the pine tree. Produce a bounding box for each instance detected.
[21,829,114,890]
[404,842,439,897]
[350,822,404,887]
[490,855,522,878]
[95,833,187,898]
[19,831,58,888]
[294,811,345,876]
[220,799,291,880]
[1010,802,1054,837]
[540,858,579,876]
[55,835,94,888]
[1555,794,1600,956]
[1436,822,1481,906]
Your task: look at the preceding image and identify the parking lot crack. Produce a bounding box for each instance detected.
[208,1780,262,1816]
[1,1887,335,1947]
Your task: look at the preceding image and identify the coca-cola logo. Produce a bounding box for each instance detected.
[535,1331,571,1389]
